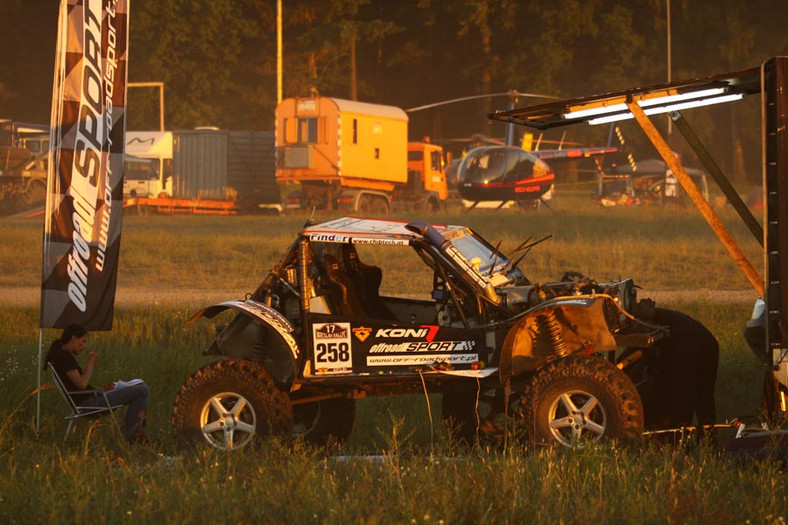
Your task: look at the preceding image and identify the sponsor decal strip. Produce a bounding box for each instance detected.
[307,232,410,246]
[366,353,478,366]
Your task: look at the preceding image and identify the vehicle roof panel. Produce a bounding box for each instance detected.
[303,216,464,244]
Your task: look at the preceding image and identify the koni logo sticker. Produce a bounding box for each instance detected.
[375,325,440,342]
[352,326,372,342]
[314,323,349,339]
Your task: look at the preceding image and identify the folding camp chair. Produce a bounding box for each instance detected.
[47,363,124,442]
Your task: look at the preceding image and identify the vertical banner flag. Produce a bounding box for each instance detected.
[41,0,129,330]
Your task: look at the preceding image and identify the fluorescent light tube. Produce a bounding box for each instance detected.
[586,93,743,125]
[564,87,727,120]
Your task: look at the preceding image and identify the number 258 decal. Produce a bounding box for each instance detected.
[312,322,353,373]
[316,341,351,363]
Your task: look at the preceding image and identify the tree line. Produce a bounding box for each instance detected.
[1,0,786,180]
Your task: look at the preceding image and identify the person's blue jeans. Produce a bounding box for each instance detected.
[82,382,150,440]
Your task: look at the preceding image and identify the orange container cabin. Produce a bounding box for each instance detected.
[276,97,408,192]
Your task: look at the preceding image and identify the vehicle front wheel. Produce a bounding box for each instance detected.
[520,355,643,447]
[171,359,293,450]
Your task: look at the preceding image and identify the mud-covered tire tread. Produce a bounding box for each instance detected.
[521,354,643,445]
[171,359,293,448]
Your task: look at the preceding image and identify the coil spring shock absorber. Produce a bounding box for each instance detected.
[540,310,567,356]
[534,285,567,356]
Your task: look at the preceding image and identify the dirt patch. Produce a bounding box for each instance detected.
[2,286,758,308]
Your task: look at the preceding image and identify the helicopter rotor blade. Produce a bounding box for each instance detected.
[406,91,560,113]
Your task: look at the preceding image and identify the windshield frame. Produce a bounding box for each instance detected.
[444,227,525,286]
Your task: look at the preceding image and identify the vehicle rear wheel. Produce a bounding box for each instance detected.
[370,196,389,214]
[292,396,356,446]
[357,195,371,214]
[171,359,293,450]
[521,355,643,447]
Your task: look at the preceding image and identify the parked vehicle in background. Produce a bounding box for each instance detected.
[275,97,448,213]
[123,131,173,199]
[0,120,49,215]
[123,129,281,215]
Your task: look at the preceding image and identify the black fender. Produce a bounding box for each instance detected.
[498,296,617,382]
[190,299,300,385]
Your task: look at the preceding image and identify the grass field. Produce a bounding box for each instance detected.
[1,193,784,523]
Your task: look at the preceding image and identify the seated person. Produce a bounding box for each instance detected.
[45,324,151,443]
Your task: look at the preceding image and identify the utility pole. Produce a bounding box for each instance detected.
[666,0,672,137]
[277,0,283,104]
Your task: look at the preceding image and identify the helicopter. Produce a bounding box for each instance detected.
[455,141,616,209]
[408,91,616,210]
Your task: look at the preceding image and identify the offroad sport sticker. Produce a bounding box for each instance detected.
[312,322,353,374]
[368,340,476,353]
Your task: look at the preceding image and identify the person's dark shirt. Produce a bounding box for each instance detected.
[48,344,94,404]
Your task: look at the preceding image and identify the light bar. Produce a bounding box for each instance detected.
[586,93,744,125]
[563,87,727,120]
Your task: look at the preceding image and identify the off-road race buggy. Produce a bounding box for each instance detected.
[172,216,690,450]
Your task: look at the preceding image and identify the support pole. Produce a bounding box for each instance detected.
[670,110,763,246]
[277,0,282,104]
[626,97,764,298]
[36,328,42,432]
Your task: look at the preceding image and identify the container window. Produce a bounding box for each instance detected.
[298,117,318,144]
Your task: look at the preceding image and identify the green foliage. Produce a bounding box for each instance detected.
[2,1,786,165]
[128,1,262,130]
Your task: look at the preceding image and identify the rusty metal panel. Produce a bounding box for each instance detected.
[172,130,228,199]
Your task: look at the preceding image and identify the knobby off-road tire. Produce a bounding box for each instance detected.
[171,359,293,451]
[292,397,356,446]
[521,355,643,447]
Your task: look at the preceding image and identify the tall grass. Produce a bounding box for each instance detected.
[1,300,782,523]
[1,191,763,293]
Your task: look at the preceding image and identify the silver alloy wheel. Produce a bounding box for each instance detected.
[199,392,257,450]
[547,389,607,446]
